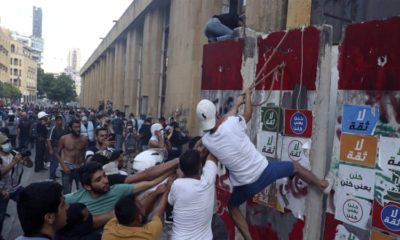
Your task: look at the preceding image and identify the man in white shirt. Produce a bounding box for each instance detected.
[196,89,333,240]
[168,150,218,240]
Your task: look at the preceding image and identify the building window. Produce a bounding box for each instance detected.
[11,44,15,53]
[13,58,18,65]
[13,69,18,76]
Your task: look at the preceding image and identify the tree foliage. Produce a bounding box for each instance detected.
[37,68,77,104]
[0,82,22,101]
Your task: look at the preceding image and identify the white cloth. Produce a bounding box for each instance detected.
[168,160,217,240]
[202,115,268,186]
[0,154,23,192]
[80,121,94,141]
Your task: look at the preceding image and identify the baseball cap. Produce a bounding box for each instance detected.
[38,111,49,119]
[0,133,9,144]
[196,99,216,132]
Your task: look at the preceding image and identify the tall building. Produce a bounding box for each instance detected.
[65,48,81,96]
[67,48,81,73]
[32,6,42,38]
[31,6,44,64]
[0,27,10,83]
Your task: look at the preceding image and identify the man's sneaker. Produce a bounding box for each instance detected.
[323,171,335,194]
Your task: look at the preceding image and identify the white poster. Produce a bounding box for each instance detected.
[335,195,371,230]
[338,163,375,200]
[378,136,400,173]
[256,131,282,159]
[281,136,311,168]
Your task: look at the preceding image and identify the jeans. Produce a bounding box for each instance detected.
[115,134,123,151]
[204,17,234,42]
[0,186,24,235]
[49,152,59,179]
[61,168,81,194]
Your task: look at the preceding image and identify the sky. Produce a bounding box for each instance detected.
[0,0,133,73]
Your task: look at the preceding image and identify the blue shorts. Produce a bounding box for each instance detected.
[228,160,294,208]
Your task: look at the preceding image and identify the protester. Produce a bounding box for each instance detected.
[168,150,217,240]
[196,90,333,239]
[204,12,244,42]
[16,182,68,240]
[47,115,67,180]
[55,203,100,240]
[0,133,23,240]
[65,161,175,227]
[139,118,152,151]
[35,111,49,172]
[102,179,173,240]
[57,119,88,194]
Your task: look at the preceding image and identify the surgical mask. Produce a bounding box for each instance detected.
[1,143,12,153]
[82,116,88,122]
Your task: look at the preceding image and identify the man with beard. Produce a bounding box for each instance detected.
[85,127,114,162]
[57,119,88,194]
[65,161,175,228]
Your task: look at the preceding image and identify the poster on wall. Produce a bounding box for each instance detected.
[335,194,372,230]
[284,109,313,138]
[369,230,397,240]
[372,200,400,237]
[341,104,379,135]
[261,107,283,132]
[378,136,400,172]
[256,131,282,159]
[339,133,377,167]
[281,136,311,168]
[338,163,375,200]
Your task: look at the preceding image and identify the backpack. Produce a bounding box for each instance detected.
[30,121,38,140]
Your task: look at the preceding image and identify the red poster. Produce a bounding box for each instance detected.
[284,109,313,138]
[372,200,400,237]
[216,186,235,240]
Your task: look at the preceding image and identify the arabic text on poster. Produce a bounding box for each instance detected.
[339,133,377,167]
[256,131,282,159]
[335,195,371,230]
[284,109,313,138]
[338,163,375,200]
[341,104,379,136]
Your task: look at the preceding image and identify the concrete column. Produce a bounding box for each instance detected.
[124,28,143,115]
[113,40,127,111]
[286,0,312,28]
[80,75,85,106]
[246,0,288,32]
[141,6,164,118]
[165,0,221,133]
[105,50,115,105]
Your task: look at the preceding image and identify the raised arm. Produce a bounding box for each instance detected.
[132,170,173,194]
[125,158,179,183]
[92,210,115,228]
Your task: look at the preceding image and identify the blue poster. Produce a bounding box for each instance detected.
[342,104,379,135]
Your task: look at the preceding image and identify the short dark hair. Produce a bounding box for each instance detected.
[188,136,201,150]
[55,115,63,121]
[79,161,103,186]
[69,119,81,129]
[95,127,108,136]
[17,182,63,235]
[179,150,202,177]
[115,194,138,226]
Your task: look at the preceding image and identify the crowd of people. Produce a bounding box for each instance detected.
[0,90,334,240]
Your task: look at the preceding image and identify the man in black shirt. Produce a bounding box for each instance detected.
[34,111,49,172]
[47,116,67,180]
[204,12,244,42]
[139,118,152,151]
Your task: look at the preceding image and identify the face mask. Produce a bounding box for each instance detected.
[2,143,12,153]
[82,116,88,122]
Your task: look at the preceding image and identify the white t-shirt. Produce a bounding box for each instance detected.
[168,160,217,240]
[202,115,268,186]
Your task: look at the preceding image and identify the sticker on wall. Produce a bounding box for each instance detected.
[378,136,400,172]
[370,230,397,240]
[256,131,282,159]
[342,104,379,135]
[261,107,283,132]
[338,163,375,200]
[281,136,311,168]
[335,195,371,230]
[339,133,377,167]
[372,200,400,237]
[284,109,312,138]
